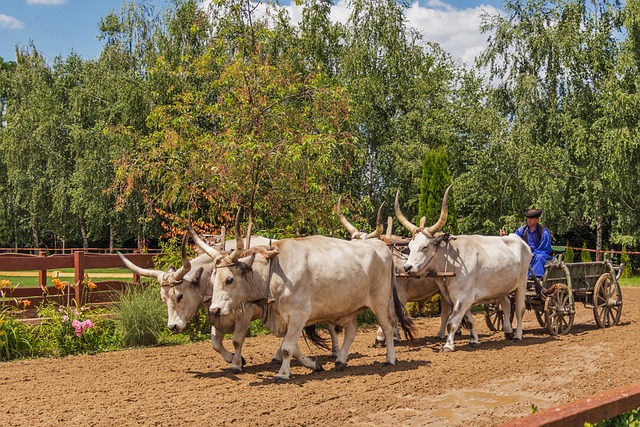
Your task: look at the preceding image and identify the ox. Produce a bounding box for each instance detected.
[200,220,415,381]
[118,232,274,372]
[335,198,446,342]
[395,186,530,351]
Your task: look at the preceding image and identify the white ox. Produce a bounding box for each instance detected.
[201,224,415,381]
[118,233,275,372]
[335,199,446,342]
[395,186,531,351]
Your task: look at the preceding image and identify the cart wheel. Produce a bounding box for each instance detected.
[544,284,574,336]
[534,309,546,328]
[484,299,515,332]
[593,273,622,328]
[484,303,503,332]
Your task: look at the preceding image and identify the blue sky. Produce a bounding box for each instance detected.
[0,0,504,67]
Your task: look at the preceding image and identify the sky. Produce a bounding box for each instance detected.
[0,0,504,68]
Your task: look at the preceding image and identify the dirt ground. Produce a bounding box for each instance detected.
[2,287,639,427]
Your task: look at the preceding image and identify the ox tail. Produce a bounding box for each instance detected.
[392,269,416,342]
[303,325,331,351]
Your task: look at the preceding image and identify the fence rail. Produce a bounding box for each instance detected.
[0,251,162,318]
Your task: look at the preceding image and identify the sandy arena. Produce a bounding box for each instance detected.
[2,287,639,426]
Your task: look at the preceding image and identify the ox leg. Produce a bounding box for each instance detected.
[210,325,234,364]
[438,297,453,339]
[464,311,479,347]
[274,318,307,381]
[443,299,474,352]
[228,312,252,372]
[335,318,357,371]
[326,323,341,358]
[292,345,324,372]
[370,307,397,366]
[514,282,526,341]
[501,295,515,340]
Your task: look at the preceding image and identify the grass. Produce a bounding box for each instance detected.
[0,268,136,288]
[618,276,640,287]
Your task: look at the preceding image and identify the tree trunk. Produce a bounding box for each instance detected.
[109,223,114,253]
[596,217,603,262]
[79,215,88,250]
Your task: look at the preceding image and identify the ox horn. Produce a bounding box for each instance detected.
[365,202,384,239]
[219,225,226,251]
[171,232,192,282]
[188,219,223,260]
[246,221,253,249]
[336,196,360,238]
[228,208,244,263]
[425,185,452,236]
[118,252,164,280]
[394,190,419,236]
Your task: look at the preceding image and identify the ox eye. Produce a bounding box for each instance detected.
[177,294,184,302]
[225,276,234,285]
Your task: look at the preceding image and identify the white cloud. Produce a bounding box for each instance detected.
[405,0,500,67]
[0,14,25,30]
[26,0,66,5]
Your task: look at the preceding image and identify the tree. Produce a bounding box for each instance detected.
[418,146,456,233]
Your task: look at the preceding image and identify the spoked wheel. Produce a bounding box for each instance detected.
[484,299,515,332]
[544,284,574,336]
[593,273,623,328]
[484,303,503,332]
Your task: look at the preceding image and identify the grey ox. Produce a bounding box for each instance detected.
[199,220,415,381]
[335,198,446,342]
[395,186,531,351]
[118,233,272,372]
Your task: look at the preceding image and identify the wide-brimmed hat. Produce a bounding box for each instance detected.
[522,208,543,218]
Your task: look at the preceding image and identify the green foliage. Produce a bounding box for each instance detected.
[621,246,633,278]
[0,310,37,360]
[581,242,593,263]
[418,146,456,233]
[407,296,441,317]
[586,406,640,426]
[111,284,167,347]
[181,306,212,341]
[564,244,575,263]
[37,304,119,356]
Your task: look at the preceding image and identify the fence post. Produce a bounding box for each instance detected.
[74,251,84,304]
[38,250,47,288]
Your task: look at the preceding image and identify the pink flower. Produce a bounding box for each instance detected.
[71,319,94,337]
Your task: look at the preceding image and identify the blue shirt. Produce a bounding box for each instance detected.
[515,224,553,277]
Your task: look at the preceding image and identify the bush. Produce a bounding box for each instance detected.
[581,242,593,262]
[111,284,167,347]
[621,246,633,279]
[37,304,119,356]
[0,310,37,360]
[564,244,574,263]
[181,305,212,341]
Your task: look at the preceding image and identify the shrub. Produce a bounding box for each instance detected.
[181,305,212,341]
[0,310,37,360]
[112,283,167,347]
[581,242,593,262]
[37,304,119,356]
[564,244,574,263]
[621,246,633,279]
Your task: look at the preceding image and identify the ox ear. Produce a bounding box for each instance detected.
[237,254,256,273]
[168,266,176,273]
[433,233,451,245]
[188,267,204,286]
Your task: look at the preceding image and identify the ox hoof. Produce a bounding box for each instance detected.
[314,362,324,372]
[373,339,385,348]
[442,346,454,353]
[335,361,348,371]
[469,342,479,348]
[271,358,282,365]
[241,356,247,366]
[384,361,396,366]
[504,332,514,340]
[230,366,243,374]
[274,375,290,382]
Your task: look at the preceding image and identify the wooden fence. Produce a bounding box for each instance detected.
[0,251,161,320]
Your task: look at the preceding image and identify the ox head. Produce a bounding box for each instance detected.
[190,209,278,318]
[335,197,384,240]
[118,233,208,332]
[394,185,452,275]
